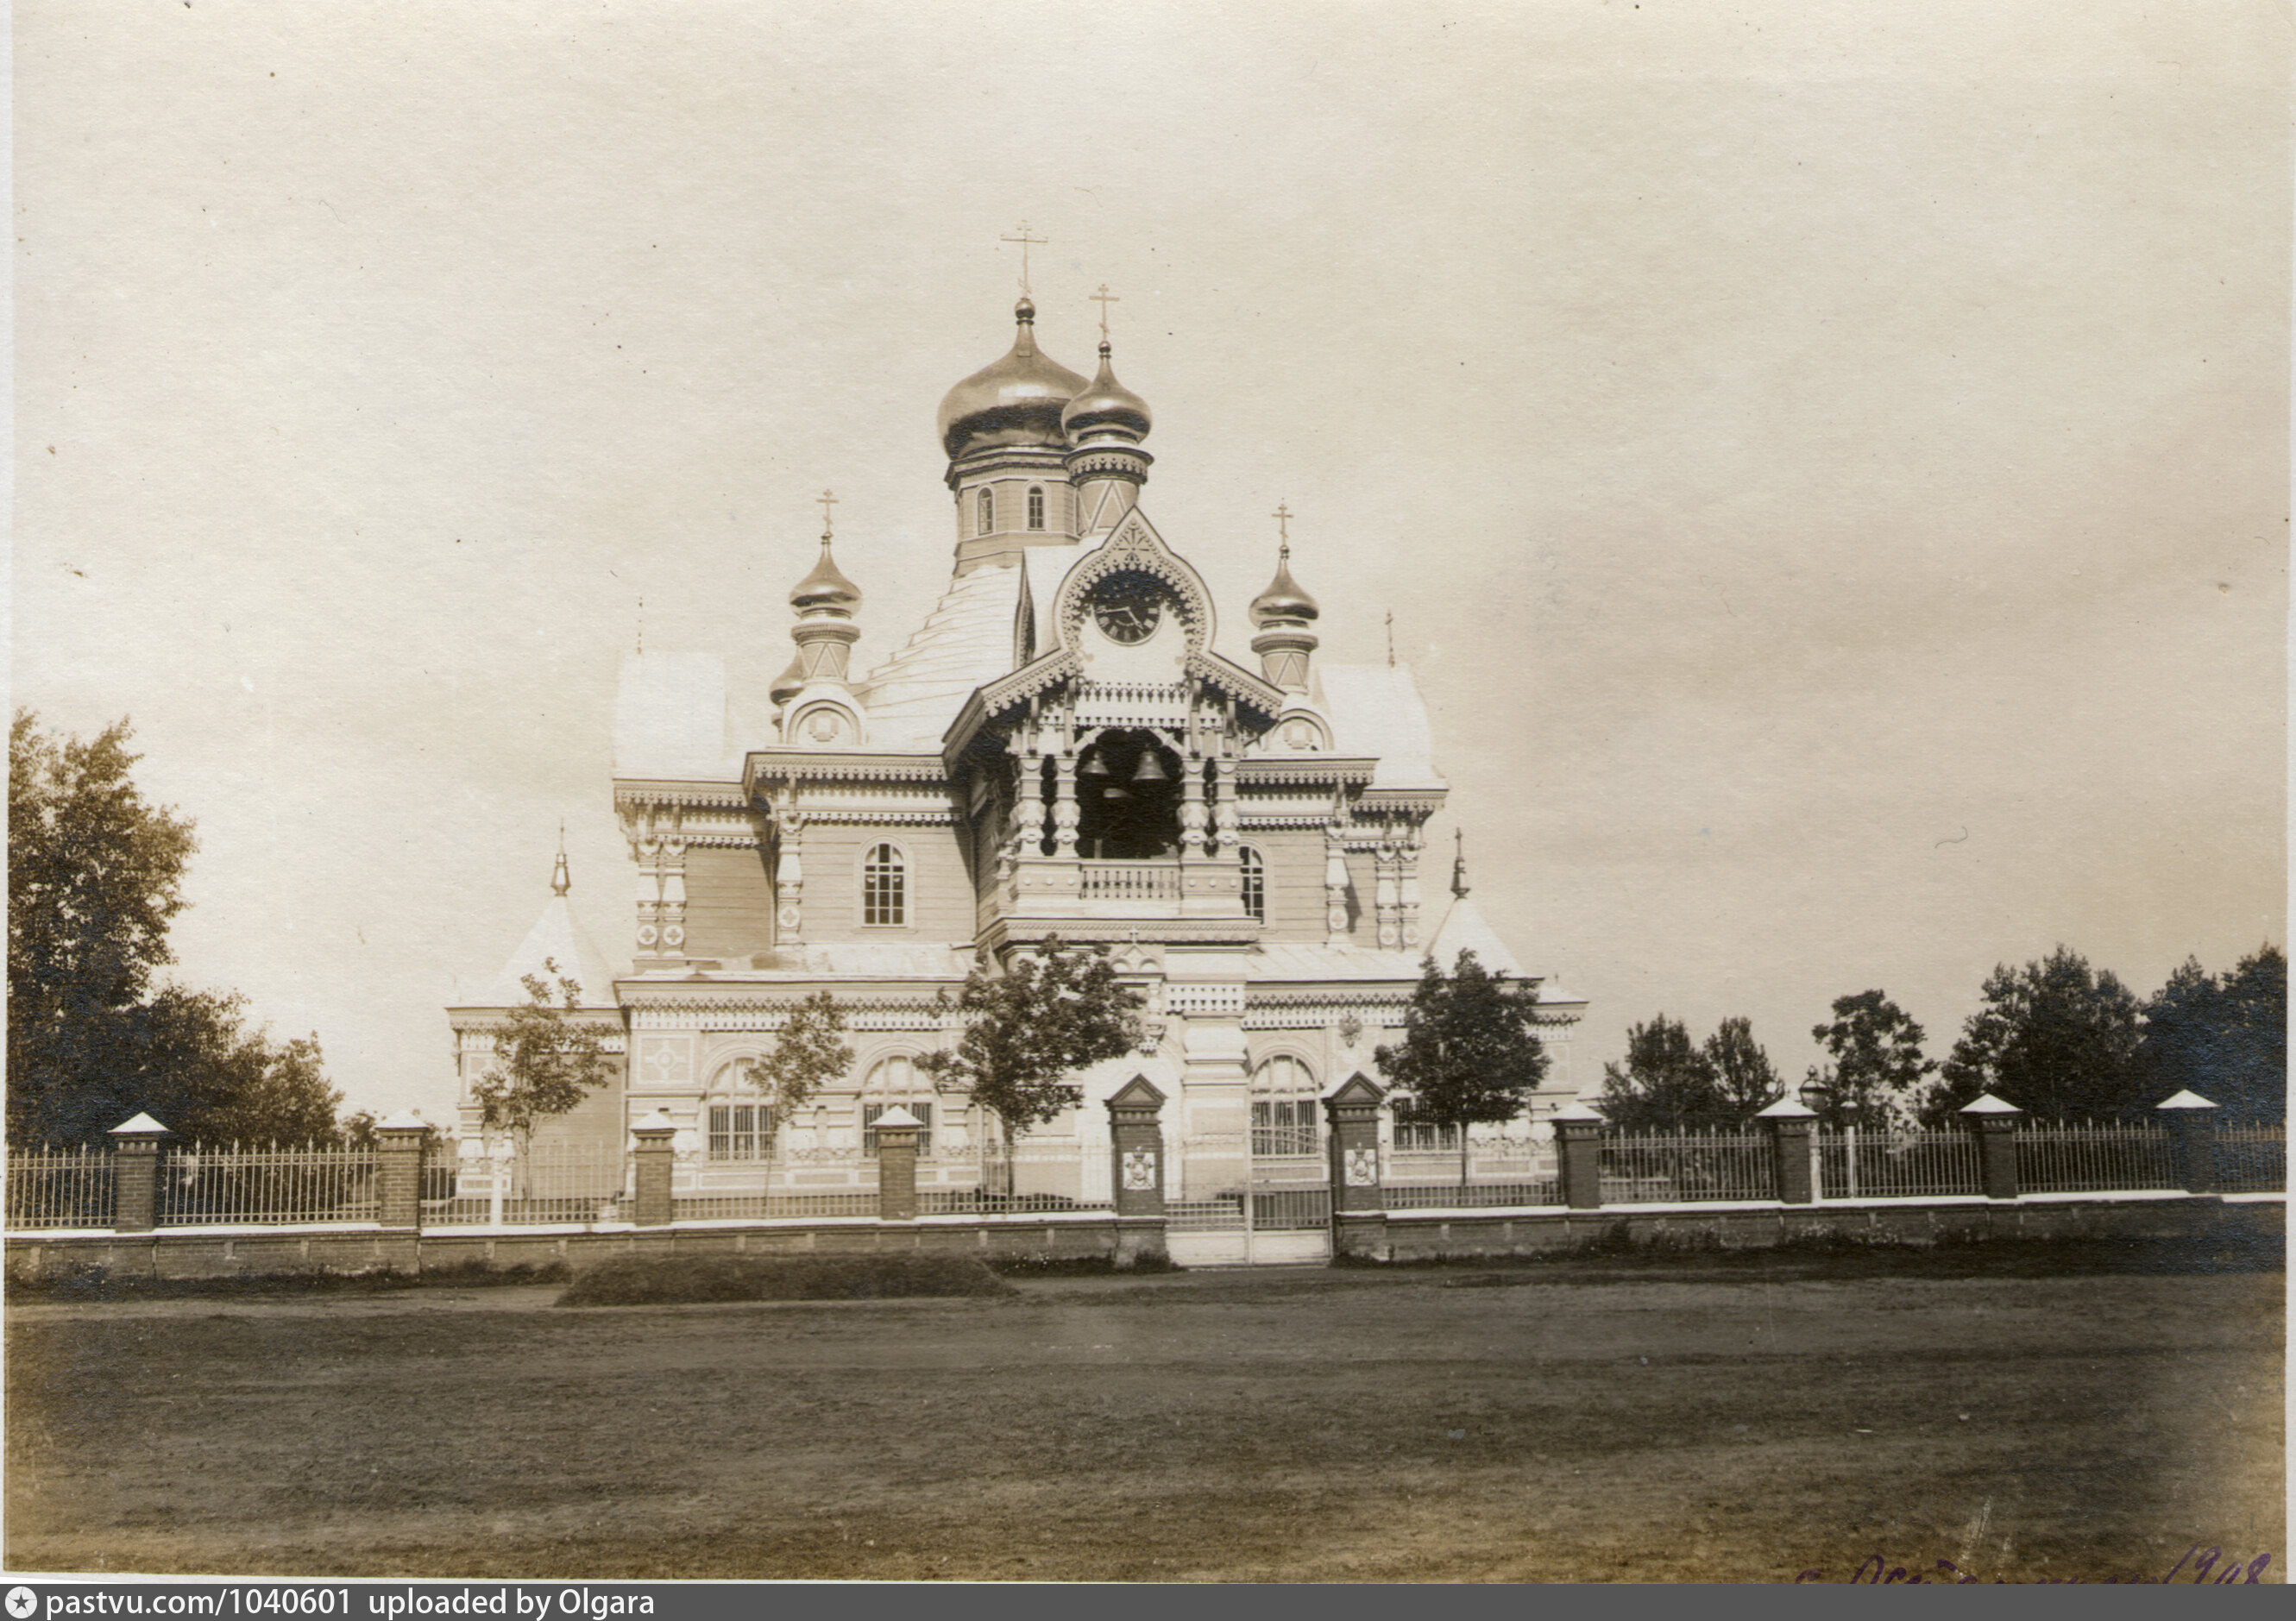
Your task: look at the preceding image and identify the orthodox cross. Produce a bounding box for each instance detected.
[1091,284,1119,342]
[1000,222,1047,297]
[816,488,838,537]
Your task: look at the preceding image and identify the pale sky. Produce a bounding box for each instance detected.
[12,1,2287,1122]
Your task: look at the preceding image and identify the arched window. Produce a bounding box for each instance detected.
[1027,486,1046,531]
[862,843,906,927]
[1392,1096,1459,1153]
[977,487,994,536]
[708,1068,775,1161]
[861,1054,934,1157]
[1239,846,1266,921]
[1250,1054,1319,1157]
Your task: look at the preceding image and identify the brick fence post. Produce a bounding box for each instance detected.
[2155,1090,2219,1195]
[1959,1092,2023,1200]
[872,1106,922,1222]
[109,1112,172,1233]
[632,1110,677,1228]
[1105,1076,1169,1270]
[1551,1101,1607,1209]
[1758,1096,1817,1203]
[1324,1074,1388,1261]
[374,1110,430,1231]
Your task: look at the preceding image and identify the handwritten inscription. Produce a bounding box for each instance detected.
[1795,1545,2274,1584]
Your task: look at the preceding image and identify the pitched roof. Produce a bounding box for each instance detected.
[853,557,1033,750]
[1317,663,1446,789]
[473,894,620,1008]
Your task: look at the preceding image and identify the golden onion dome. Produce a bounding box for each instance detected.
[1060,342,1152,443]
[769,650,807,707]
[789,536,859,612]
[936,298,1091,460]
[1249,545,1320,626]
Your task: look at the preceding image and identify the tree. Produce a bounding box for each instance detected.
[1376,949,1550,1184]
[9,710,347,1147]
[2139,946,2287,1121]
[1599,1015,1721,1132]
[920,937,1144,1168]
[1804,990,1937,1131]
[1702,1016,1784,1118]
[745,990,854,1138]
[471,958,617,1182]
[1924,946,2144,1123]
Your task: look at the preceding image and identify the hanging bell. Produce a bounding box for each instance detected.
[1131,751,1170,784]
[1079,752,1112,780]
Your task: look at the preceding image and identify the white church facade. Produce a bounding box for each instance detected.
[447,293,1585,1204]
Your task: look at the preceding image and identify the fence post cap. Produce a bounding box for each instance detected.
[1106,1075,1167,1110]
[2154,1090,2220,1112]
[1550,1100,1606,1122]
[632,1109,677,1134]
[376,1109,429,1132]
[871,1104,923,1129]
[1958,1093,2022,1116]
[1756,1097,1817,1119]
[1327,1073,1387,1108]
[109,1112,173,1139]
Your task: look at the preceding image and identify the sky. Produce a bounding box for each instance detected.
[11,0,2287,1122]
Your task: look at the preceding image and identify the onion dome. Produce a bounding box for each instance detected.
[937,298,1091,460]
[789,536,859,612]
[769,650,807,707]
[1249,544,1321,626]
[1060,342,1152,443]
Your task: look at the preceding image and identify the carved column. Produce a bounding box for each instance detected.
[1373,838,1400,949]
[1324,816,1351,946]
[1014,750,1045,863]
[1178,757,1208,858]
[1396,827,1424,951]
[657,814,688,960]
[774,809,806,945]
[631,807,666,963]
[1209,757,1238,855]
[1052,750,1079,857]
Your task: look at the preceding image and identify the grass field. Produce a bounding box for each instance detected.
[5,1249,2283,1582]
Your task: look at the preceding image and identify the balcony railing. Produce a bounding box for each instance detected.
[1079,860,1182,901]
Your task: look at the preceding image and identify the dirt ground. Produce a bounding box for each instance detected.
[5,1259,2284,1582]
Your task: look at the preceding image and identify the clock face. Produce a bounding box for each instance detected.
[1091,575,1167,644]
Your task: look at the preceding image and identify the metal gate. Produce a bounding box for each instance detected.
[1166,1172,1331,1266]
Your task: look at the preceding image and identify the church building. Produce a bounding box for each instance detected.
[448,290,1585,1205]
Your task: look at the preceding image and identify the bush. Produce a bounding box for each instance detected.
[557,1252,1012,1307]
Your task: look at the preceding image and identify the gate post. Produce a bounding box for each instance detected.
[1757,1096,1817,1203]
[374,1110,430,1231]
[1552,1101,1607,1209]
[871,1106,922,1222]
[1959,1093,2023,1200]
[1105,1076,1169,1270]
[632,1110,677,1228]
[109,1113,173,1234]
[2155,1090,2219,1195]
[1323,1074,1387,1261]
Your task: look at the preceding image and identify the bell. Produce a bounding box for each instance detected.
[1131,751,1170,784]
[1079,753,1111,780]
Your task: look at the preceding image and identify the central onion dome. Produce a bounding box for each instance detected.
[937,298,1091,460]
[789,536,860,612]
[1061,342,1153,443]
[1249,545,1320,626]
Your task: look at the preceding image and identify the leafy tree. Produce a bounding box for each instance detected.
[1703,1016,1784,1119]
[9,710,346,1147]
[2139,946,2287,1121]
[745,990,854,1137]
[1804,990,1937,1131]
[1375,949,1551,1184]
[1924,946,2144,1123]
[920,937,1144,1169]
[472,958,618,1182]
[1599,1015,1721,1132]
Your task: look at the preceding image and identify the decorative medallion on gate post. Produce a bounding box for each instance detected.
[1344,1147,1378,1187]
[1123,1149,1160,1191]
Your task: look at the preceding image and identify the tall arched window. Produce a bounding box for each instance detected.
[1250,1054,1319,1156]
[861,1054,934,1157]
[1026,486,1046,531]
[862,843,906,927]
[1239,846,1266,921]
[976,487,994,536]
[708,1065,774,1161]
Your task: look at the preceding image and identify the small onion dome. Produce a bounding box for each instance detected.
[769,649,807,707]
[789,537,859,612]
[1060,342,1152,443]
[936,298,1091,460]
[1249,546,1320,626]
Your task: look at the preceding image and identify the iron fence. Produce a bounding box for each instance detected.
[5,1147,115,1229]
[156,1143,379,1226]
[673,1191,884,1221]
[2215,1122,2287,1193]
[1386,1180,1561,1209]
[1599,1128,1775,1203]
[429,1140,631,1225]
[1816,1129,1983,1200]
[2014,1122,2179,1194]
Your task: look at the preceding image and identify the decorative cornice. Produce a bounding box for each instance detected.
[613,778,749,811]
[1184,650,1286,718]
[744,751,952,790]
[1354,788,1449,815]
[1236,756,1378,787]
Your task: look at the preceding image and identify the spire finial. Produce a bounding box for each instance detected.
[1386,611,1396,668]
[1091,283,1119,344]
[1273,502,1292,558]
[1000,221,1047,298]
[551,821,571,897]
[816,488,838,542]
[1451,828,1469,899]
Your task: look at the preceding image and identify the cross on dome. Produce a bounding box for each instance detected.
[999,222,1047,298]
[1091,284,1120,342]
[817,488,838,538]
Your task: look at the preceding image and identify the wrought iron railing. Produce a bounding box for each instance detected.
[5,1147,115,1229]
[1816,1129,1984,1200]
[2014,1122,2178,1193]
